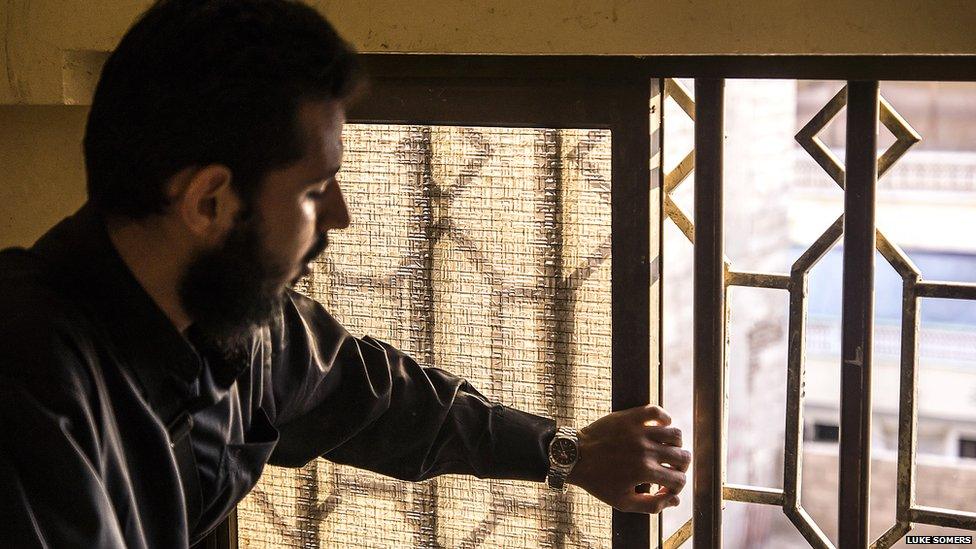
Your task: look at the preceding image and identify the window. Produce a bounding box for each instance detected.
[221,55,976,549]
[237,58,660,548]
[813,423,840,443]
[961,438,976,459]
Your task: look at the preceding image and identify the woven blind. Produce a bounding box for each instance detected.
[238,124,614,548]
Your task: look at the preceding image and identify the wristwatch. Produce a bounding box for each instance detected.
[546,426,580,492]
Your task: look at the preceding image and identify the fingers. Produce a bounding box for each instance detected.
[646,425,683,447]
[644,423,689,473]
[645,461,687,494]
[575,404,689,516]
[655,444,692,472]
[636,404,672,427]
[619,490,680,514]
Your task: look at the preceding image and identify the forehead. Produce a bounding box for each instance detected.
[296,99,345,172]
[255,99,345,200]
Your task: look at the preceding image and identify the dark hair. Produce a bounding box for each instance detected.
[84,0,361,219]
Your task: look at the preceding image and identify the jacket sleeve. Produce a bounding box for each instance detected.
[0,328,127,549]
[267,289,557,482]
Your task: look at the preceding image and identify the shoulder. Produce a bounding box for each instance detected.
[282,289,341,326]
[272,289,350,348]
[0,248,97,393]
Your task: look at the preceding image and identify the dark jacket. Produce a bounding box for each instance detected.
[0,204,555,548]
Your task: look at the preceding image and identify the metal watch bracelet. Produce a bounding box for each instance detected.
[546,426,579,492]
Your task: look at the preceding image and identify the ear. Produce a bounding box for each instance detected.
[170,164,242,243]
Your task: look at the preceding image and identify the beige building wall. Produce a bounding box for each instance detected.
[0,106,88,248]
[4,0,976,104]
[795,449,976,546]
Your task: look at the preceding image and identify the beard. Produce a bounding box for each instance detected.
[178,209,326,363]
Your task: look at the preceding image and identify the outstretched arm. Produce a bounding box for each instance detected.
[267,289,555,481]
[268,289,689,512]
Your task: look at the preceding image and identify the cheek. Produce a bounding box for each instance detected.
[287,201,318,257]
[299,200,318,238]
[263,202,316,266]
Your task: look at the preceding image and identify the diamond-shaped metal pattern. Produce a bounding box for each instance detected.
[230,79,976,548]
[661,78,976,549]
[663,79,698,246]
[794,86,922,188]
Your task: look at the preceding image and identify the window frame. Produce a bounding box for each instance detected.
[211,54,976,549]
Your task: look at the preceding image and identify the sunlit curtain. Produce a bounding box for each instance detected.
[239,125,614,548]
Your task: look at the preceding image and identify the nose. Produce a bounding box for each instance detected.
[318,178,351,231]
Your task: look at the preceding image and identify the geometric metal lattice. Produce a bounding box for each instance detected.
[793,84,922,549]
[661,79,975,548]
[238,125,615,547]
[662,79,698,247]
[796,84,975,548]
[795,85,921,186]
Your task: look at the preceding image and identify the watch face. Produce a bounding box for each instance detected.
[551,438,578,466]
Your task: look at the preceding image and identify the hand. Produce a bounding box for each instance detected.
[567,404,690,514]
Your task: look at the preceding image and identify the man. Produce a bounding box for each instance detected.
[0,0,690,546]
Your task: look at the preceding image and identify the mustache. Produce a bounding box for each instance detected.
[302,232,329,265]
[292,233,329,286]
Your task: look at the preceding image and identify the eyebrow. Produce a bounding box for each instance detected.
[304,167,341,186]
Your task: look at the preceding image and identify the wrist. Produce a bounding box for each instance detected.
[566,426,590,486]
[546,426,580,491]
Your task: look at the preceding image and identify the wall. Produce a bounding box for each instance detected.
[4,1,976,104]
[0,106,88,248]
[788,449,976,546]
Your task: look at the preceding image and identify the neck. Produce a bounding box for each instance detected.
[106,217,194,333]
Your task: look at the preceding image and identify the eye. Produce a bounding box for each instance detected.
[305,181,330,200]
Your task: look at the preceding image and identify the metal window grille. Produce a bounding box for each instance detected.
[204,56,976,549]
[660,72,976,548]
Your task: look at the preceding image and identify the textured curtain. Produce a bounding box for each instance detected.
[238,125,614,548]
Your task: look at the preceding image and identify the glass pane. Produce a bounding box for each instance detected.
[238,124,614,548]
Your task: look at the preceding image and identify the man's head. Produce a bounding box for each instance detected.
[85,0,358,352]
